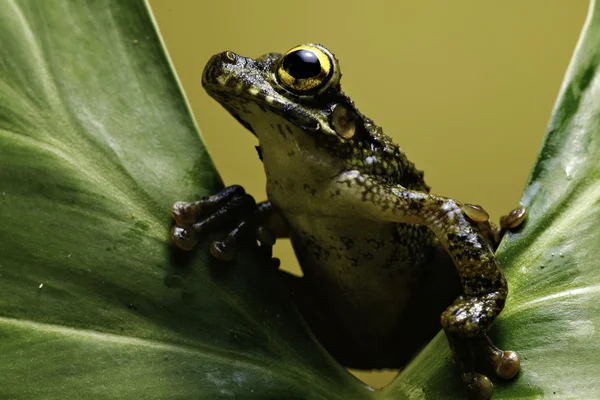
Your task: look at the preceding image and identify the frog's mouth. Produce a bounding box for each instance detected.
[202,51,332,136]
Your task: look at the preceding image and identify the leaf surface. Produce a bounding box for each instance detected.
[383,1,600,398]
[0,1,367,398]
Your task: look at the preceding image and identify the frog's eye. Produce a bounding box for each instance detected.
[276,44,340,94]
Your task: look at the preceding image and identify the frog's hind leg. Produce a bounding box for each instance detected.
[171,185,288,261]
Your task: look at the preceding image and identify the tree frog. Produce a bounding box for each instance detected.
[171,44,526,399]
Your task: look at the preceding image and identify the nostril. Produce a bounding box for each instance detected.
[223,51,236,63]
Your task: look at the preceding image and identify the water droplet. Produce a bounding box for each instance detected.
[565,164,574,180]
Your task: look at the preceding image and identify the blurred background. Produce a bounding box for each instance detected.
[149,0,588,389]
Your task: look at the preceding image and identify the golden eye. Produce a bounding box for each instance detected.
[276,44,340,94]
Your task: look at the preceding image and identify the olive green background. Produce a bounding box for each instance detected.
[149,0,587,389]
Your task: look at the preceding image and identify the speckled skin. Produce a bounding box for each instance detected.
[190,45,519,396]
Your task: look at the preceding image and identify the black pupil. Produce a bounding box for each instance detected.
[282,50,321,79]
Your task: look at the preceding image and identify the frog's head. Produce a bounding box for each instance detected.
[202,44,350,135]
[202,44,424,188]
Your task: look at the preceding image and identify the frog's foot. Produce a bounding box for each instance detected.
[447,334,493,400]
[447,334,520,400]
[170,185,277,260]
[499,206,527,231]
[462,204,527,250]
[442,295,520,400]
[482,334,520,380]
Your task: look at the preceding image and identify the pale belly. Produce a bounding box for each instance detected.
[283,213,460,368]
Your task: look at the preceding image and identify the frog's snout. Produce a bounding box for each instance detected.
[202,51,240,87]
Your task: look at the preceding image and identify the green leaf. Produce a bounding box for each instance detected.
[382,1,600,398]
[0,1,367,398]
[2,0,599,398]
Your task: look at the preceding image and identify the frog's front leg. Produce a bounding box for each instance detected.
[462,203,527,251]
[170,185,288,261]
[335,171,520,399]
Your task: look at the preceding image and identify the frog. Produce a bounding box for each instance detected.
[170,44,527,399]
